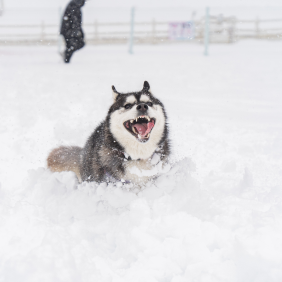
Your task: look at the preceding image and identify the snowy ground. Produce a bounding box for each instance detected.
[1,41,282,281]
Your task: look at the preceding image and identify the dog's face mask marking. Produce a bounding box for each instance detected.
[109,81,166,160]
[139,95,150,103]
[122,95,156,143]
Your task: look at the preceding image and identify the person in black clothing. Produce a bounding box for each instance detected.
[60,0,86,63]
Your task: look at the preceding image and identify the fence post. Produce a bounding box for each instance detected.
[152,18,156,44]
[228,17,236,43]
[94,20,98,43]
[255,17,260,39]
[41,21,45,42]
[0,0,4,16]
[128,7,135,54]
[204,7,210,56]
[58,7,63,54]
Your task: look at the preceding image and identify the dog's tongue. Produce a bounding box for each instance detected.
[133,123,147,135]
[133,121,154,137]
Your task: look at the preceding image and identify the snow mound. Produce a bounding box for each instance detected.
[1,158,282,281]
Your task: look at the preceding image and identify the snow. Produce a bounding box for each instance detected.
[1,41,282,281]
[129,153,170,177]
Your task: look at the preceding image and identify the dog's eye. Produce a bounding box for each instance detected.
[124,104,132,109]
[147,102,153,107]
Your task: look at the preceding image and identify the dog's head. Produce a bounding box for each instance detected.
[108,81,167,160]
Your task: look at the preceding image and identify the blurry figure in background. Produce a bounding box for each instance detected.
[60,0,86,63]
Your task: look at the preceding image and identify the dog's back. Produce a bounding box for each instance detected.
[47,146,82,181]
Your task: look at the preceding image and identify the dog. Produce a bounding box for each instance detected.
[47,81,170,185]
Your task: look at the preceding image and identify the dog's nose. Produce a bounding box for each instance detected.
[136,103,148,112]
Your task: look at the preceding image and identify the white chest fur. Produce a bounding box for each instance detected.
[122,152,162,184]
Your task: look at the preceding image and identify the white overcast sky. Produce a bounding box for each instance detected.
[5,0,282,9]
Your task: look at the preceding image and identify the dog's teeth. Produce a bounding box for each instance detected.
[147,133,150,138]
[146,116,150,121]
[138,134,141,139]
[130,120,134,123]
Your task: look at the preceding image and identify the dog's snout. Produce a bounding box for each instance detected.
[136,103,148,112]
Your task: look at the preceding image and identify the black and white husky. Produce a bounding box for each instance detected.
[47,81,170,184]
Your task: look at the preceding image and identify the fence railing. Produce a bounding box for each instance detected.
[0,16,282,45]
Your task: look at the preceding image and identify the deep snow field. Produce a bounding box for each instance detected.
[1,41,282,281]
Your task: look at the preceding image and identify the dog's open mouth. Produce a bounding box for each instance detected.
[123,116,155,143]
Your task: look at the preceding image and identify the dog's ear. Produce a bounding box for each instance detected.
[112,85,120,102]
[143,81,150,91]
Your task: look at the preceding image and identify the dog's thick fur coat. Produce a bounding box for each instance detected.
[47,81,170,184]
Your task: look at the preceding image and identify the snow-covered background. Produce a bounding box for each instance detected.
[1,0,282,280]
